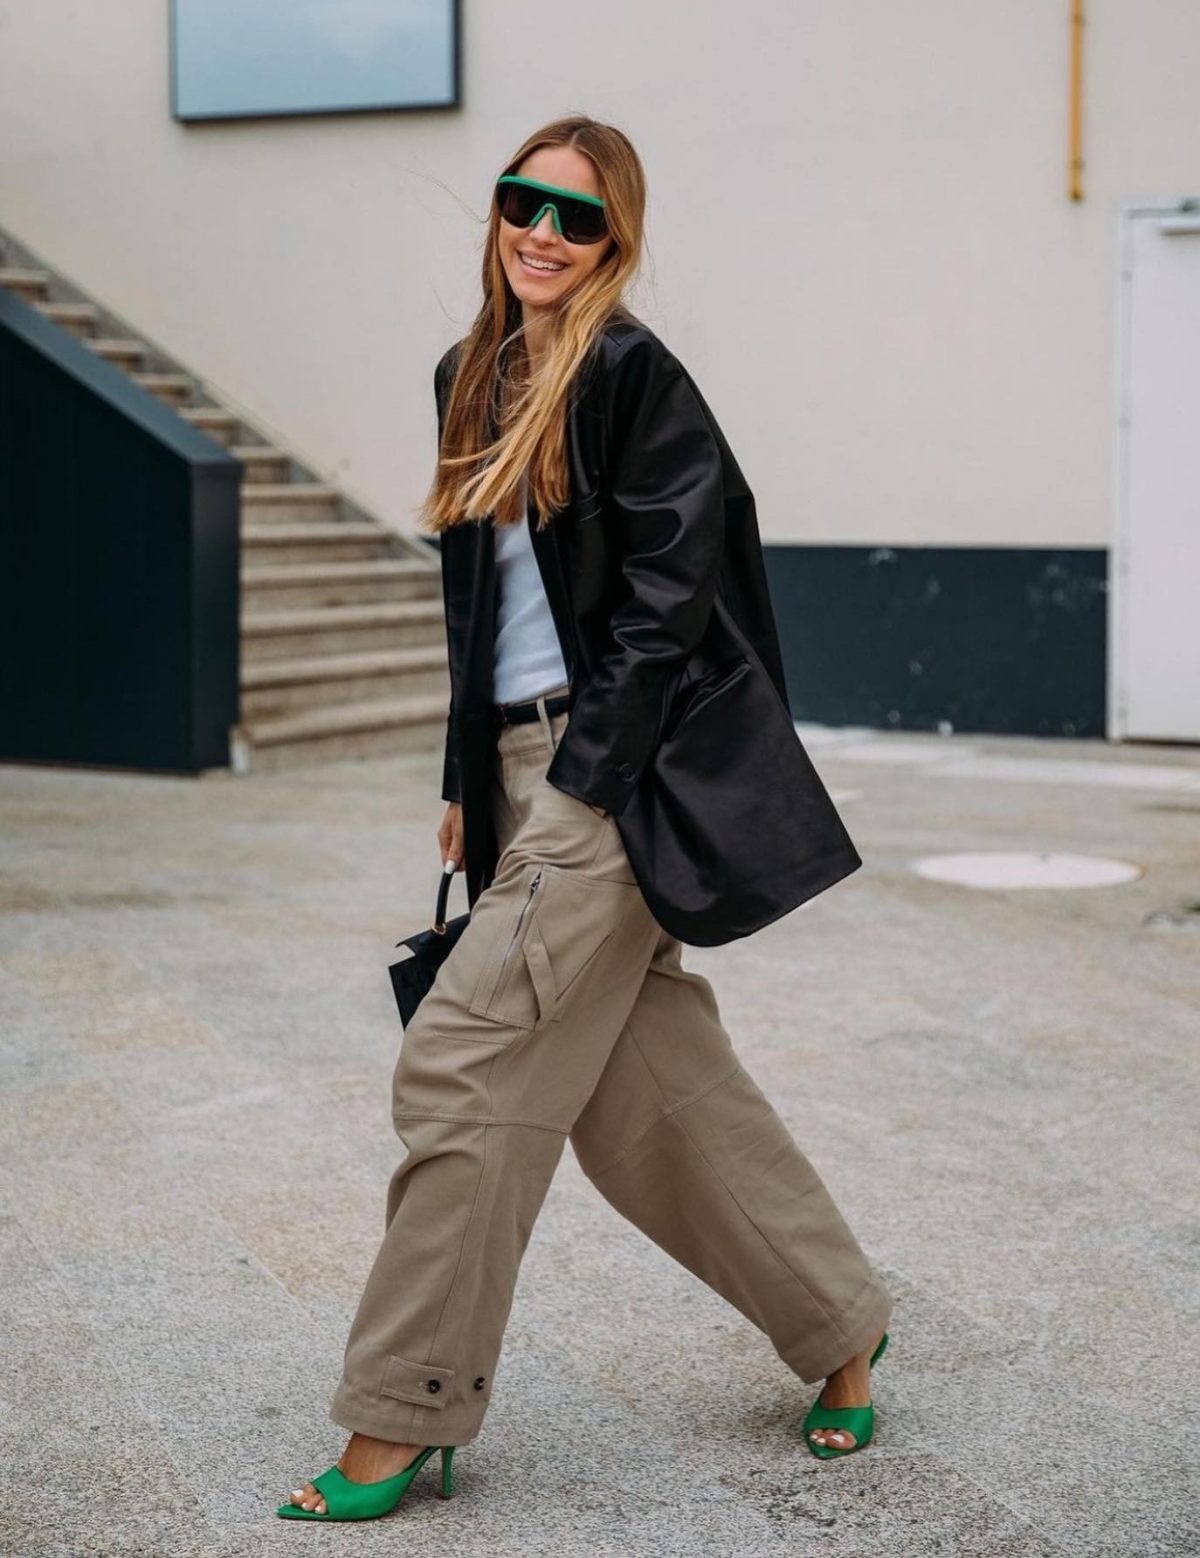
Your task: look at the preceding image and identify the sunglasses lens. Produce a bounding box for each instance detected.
[560,201,608,244]
[496,181,608,245]
[496,181,539,227]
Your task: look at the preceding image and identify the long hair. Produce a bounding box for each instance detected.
[416,115,646,536]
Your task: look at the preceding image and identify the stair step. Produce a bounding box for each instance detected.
[243,644,447,689]
[131,371,193,407]
[241,599,446,661]
[230,444,289,483]
[34,300,99,338]
[0,266,51,301]
[85,336,147,368]
[242,483,340,524]
[232,692,451,772]
[241,557,437,609]
[181,407,240,445]
[241,646,449,716]
[241,522,393,564]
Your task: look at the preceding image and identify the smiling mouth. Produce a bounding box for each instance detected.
[518,250,567,274]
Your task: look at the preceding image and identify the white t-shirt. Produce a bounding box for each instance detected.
[491,470,570,704]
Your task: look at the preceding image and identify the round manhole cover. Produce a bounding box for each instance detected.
[912,851,1142,890]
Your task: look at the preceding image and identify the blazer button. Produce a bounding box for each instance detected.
[616,761,636,781]
[426,1379,441,1393]
[474,1377,486,1390]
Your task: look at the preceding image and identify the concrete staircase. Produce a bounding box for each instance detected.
[0,232,451,774]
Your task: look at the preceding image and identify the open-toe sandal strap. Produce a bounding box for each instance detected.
[806,1403,875,1427]
[310,1449,435,1519]
[309,1466,354,1516]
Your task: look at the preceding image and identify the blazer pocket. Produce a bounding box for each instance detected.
[661,655,752,744]
[468,863,637,1031]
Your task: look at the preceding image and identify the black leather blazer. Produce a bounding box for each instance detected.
[434,314,862,946]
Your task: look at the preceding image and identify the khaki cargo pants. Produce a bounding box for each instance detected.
[329,686,893,1446]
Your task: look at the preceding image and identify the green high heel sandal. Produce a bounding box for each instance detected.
[802,1330,889,1460]
[276,1444,455,1520]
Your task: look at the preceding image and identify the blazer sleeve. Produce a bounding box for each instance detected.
[435,345,463,805]
[545,333,726,817]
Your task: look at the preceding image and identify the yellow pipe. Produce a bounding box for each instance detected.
[1069,0,1085,201]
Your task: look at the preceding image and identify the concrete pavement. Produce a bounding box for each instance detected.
[1,726,1197,1557]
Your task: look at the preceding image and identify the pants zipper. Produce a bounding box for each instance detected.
[499,866,544,969]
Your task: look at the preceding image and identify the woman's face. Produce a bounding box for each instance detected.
[497,146,613,312]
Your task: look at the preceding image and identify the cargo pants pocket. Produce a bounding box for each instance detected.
[468,862,638,1032]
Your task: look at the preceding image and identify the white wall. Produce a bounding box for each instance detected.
[1,1,1197,547]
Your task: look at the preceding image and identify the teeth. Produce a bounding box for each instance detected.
[520,252,565,272]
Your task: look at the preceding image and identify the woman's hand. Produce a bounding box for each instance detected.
[439,801,464,869]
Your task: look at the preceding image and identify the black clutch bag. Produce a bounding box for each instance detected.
[388,861,470,1028]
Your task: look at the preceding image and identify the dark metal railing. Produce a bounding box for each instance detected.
[0,286,240,772]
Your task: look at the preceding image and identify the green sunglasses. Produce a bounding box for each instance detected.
[495,173,609,245]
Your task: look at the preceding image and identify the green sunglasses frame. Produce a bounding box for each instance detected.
[495,174,608,244]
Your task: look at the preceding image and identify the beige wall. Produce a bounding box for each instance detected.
[1,1,1197,547]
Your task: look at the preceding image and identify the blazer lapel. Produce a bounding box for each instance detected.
[460,516,496,713]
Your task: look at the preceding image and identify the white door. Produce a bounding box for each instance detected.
[1111,205,1200,742]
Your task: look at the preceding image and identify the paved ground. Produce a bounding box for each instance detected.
[1,726,1197,1558]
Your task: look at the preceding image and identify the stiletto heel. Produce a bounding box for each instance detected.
[802,1329,890,1460]
[276,1443,458,1521]
[439,1444,455,1498]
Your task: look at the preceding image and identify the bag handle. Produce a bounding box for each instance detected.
[433,858,459,933]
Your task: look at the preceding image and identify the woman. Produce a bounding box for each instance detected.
[279,115,893,1523]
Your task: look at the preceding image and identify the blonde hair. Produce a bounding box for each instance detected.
[417,114,646,535]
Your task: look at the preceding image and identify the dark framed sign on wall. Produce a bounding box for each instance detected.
[169,0,460,122]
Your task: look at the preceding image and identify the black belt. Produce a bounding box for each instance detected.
[493,691,572,727]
